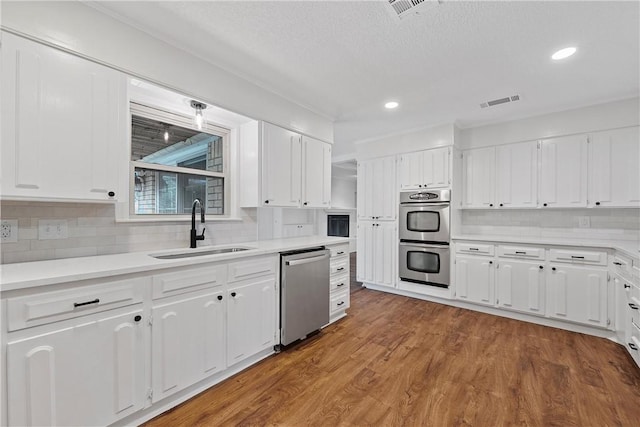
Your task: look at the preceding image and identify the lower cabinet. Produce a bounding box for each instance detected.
[151,291,226,403]
[7,307,146,427]
[455,255,495,306]
[357,221,395,287]
[496,260,546,316]
[546,264,608,327]
[227,276,276,366]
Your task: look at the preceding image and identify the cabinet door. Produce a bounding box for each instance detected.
[357,160,374,219]
[373,222,396,287]
[455,256,495,305]
[398,152,424,190]
[7,308,145,427]
[227,277,276,366]
[423,147,450,188]
[462,147,495,208]
[496,260,545,315]
[495,141,538,208]
[356,222,375,283]
[539,135,588,208]
[589,127,640,207]
[546,264,608,327]
[373,156,397,220]
[151,291,226,402]
[1,33,124,202]
[261,122,301,207]
[302,136,331,207]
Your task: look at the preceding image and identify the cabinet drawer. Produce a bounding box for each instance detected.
[329,244,349,258]
[330,290,349,314]
[153,264,226,299]
[228,256,277,283]
[611,253,633,278]
[548,249,607,265]
[7,278,145,331]
[456,242,494,256]
[498,245,544,260]
[628,321,640,367]
[330,274,349,293]
[330,257,349,275]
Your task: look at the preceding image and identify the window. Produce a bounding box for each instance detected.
[130,103,229,216]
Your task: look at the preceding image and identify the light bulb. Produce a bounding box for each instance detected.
[190,100,207,131]
[195,109,203,130]
[164,130,169,141]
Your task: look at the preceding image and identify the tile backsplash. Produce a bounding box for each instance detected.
[0,201,258,264]
[460,208,640,241]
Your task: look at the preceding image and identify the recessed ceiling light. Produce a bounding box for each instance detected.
[551,47,577,60]
[385,101,399,109]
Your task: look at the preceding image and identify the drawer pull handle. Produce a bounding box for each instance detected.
[613,261,623,266]
[337,283,345,287]
[624,284,631,289]
[74,298,100,308]
[337,251,345,255]
[571,256,585,259]
[469,248,479,251]
[629,303,639,310]
[336,267,345,271]
[337,301,345,306]
[515,251,527,255]
[629,342,639,351]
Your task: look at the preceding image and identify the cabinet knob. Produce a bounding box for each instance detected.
[489,261,493,265]
[552,267,556,271]
[303,202,308,206]
[543,203,548,207]
[217,295,223,301]
[595,202,601,206]
[539,265,543,269]
[231,292,237,297]
[108,191,115,198]
[499,203,503,207]
[264,200,270,204]
[489,204,493,207]
[134,315,142,322]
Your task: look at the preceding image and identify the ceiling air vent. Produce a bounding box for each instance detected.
[480,94,521,109]
[388,0,437,19]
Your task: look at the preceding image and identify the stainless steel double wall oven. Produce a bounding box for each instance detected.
[399,189,450,288]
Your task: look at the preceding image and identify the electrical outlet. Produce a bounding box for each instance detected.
[1,220,18,243]
[38,219,69,240]
[578,216,590,228]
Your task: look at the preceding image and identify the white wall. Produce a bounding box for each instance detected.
[458,97,639,149]
[0,1,334,142]
[355,124,454,160]
[331,178,356,209]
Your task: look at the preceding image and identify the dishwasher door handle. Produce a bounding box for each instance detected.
[286,254,329,266]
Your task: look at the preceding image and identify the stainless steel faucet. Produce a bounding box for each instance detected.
[190,198,206,248]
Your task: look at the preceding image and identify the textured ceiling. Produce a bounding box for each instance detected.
[93,1,640,156]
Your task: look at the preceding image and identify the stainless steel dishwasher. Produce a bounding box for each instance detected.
[280,247,330,347]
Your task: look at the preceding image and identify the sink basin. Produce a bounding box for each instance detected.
[151,247,252,260]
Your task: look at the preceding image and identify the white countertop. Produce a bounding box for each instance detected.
[452,234,640,259]
[0,236,349,292]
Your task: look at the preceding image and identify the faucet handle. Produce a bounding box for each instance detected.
[198,227,206,240]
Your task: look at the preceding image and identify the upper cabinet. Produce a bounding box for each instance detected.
[539,134,588,208]
[462,147,495,208]
[588,127,640,208]
[357,156,396,220]
[239,121,331,208]
[398,147,450,190]
[495,141,538,208]
[1,33,126,202]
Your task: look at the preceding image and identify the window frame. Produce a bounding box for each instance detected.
[129,102,231,218]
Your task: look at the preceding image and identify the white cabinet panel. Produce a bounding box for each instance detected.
[462,147,495,208]
[7,308,145,427]
[261,122,302,207]
[151,291,226,402]
[455,255,495,306]
[539,135,588,208]
[589,126,640,207]
[495,141,538,208]
[398,147,450,190]
[1,33,125,202]
[357,156,396,220]
[496,260,545,315]
[546,264,608,327]
[398,151,424,190]
[302,136,331,207]
[357,221,395,287]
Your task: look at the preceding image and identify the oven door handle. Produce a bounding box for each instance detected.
[399,242,450,250]
[400,202,450,207]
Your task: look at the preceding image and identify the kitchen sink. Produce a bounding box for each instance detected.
[151,247,252,260]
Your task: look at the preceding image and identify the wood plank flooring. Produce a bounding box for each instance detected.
[145,282,640,426]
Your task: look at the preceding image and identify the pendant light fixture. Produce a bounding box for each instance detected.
[190,100,207,130]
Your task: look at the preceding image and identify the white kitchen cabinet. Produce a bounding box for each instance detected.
[454,255,495,306]
[7,307,145,427]
[398,147,450,190]
[302,135,331,207]
[495,141,538,208]
[462,147,495,208]
[227,276,277,366]
[239,121,331,208]
[496,259,545,315]
[151,291,226,403]
[356,221,395,287]
[539,134,588,208]
[0,32,126,202]
[357,156,396,220]
[589,126,640,208]
[546,264,608,327]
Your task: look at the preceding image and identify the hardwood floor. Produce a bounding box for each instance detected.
[145,281,640,426]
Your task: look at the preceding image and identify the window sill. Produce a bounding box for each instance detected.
[115,216,245,224]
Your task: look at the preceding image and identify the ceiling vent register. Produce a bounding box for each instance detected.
[480,95,521,109]
[388,0,438,19]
